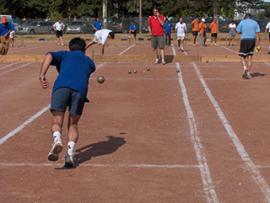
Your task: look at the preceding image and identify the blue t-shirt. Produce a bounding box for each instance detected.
[0,23,14,36]
[129,24,137,31]
[94,21,103,30]
[164,22,172,34]
[49,50,96,100]
[236,19,260,39]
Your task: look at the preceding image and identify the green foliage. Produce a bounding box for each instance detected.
[0,0,264,19]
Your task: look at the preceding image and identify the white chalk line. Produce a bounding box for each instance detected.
[176,62,219,203]
[220,45,238,54]
[0,105,50,144]
[0,62,18,71]
[0,162,202,169]
[118,44,136,56]
[172,46,219,203]
[191,61,270,202]
[0,45,135,145]
[0,63,32,76]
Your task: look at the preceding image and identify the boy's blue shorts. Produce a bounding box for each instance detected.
[51,88,85,116]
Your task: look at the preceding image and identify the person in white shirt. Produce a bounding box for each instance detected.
[175,17,187,52]
[265,21,270,54]
[228,21,237,46]
[86,29,115,55]
[53,18,65,46]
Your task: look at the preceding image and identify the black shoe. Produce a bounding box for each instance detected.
[64,154,76,168]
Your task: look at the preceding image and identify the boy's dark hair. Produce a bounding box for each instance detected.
[69,37,86,51]
[109,31,115,39]
[244,13,252,19]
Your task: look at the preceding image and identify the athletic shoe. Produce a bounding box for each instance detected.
[162,59,166,65]
[242,70,252,79]
[155,58,159,64]
[48,140,63,161]
[64,154,75,168]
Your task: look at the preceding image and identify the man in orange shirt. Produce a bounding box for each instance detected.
[199,18,207,46]
[191,17,199,45]
[210,17,218,45]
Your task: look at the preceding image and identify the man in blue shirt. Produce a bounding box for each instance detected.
[0,16,14,54]
[39,37,96,168]
[93,17,103,31]
[128,21,137,41]
[164,18,172,46]
[236,13,260,79]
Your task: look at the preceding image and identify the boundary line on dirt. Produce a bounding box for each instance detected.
[0,63,32,76]
[172,45,219,203]
[191,61,270,202]
[0,162,202,169]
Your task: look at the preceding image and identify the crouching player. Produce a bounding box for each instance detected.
[39,38,96,167]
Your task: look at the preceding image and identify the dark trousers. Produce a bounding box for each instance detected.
[165,33,171,46]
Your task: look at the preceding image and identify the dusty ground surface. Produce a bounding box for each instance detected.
[1,35,270,202]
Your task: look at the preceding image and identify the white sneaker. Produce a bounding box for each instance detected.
[48,140,63,161]
[64,154,75,168]
[155,58,160,64]
[162,59,166,65]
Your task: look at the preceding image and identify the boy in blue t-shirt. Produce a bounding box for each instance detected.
[39,37,96,167]
[93,17,103,31]
[164,18,172,46]
[128,21,137,41]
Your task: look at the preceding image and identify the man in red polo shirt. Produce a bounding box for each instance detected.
[148,7,165,65]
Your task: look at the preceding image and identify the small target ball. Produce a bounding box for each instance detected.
[128,70,132,74]
[133,70,137,73]
[97,75,105,84]
[146,67,151,71]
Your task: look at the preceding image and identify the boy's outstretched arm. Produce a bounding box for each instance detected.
[85,40,96,51]
[39,53,53,89]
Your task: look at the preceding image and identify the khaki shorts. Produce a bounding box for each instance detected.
[177,36,185,41]
[151,36,165,49]
[0,36,9,55]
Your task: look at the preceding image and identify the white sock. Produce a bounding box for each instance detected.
[53,131,61,142]
[67,141,75,156]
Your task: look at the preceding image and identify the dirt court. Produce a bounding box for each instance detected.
[1,35,270,202]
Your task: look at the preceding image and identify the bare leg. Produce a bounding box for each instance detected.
[247,55,253,73]
[60,36,64,46]
[67,115,81,143]
[51,111,64,134]
[160,49,165,61]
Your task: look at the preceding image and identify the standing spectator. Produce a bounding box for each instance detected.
[164,17,172,46]
[210,17,218,46]
[265,20,270,54]
[53,18,65,46]
[199,18,207,46]
[191,17,200,45]
[175,17,187,52]
[93,17,103,31]
[228,20,237,46]
[148,7,165,65]
[128,21,137,42]
[236,13,260,79]
[0,16,14,55]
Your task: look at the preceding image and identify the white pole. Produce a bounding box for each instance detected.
[103,0,108,28]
